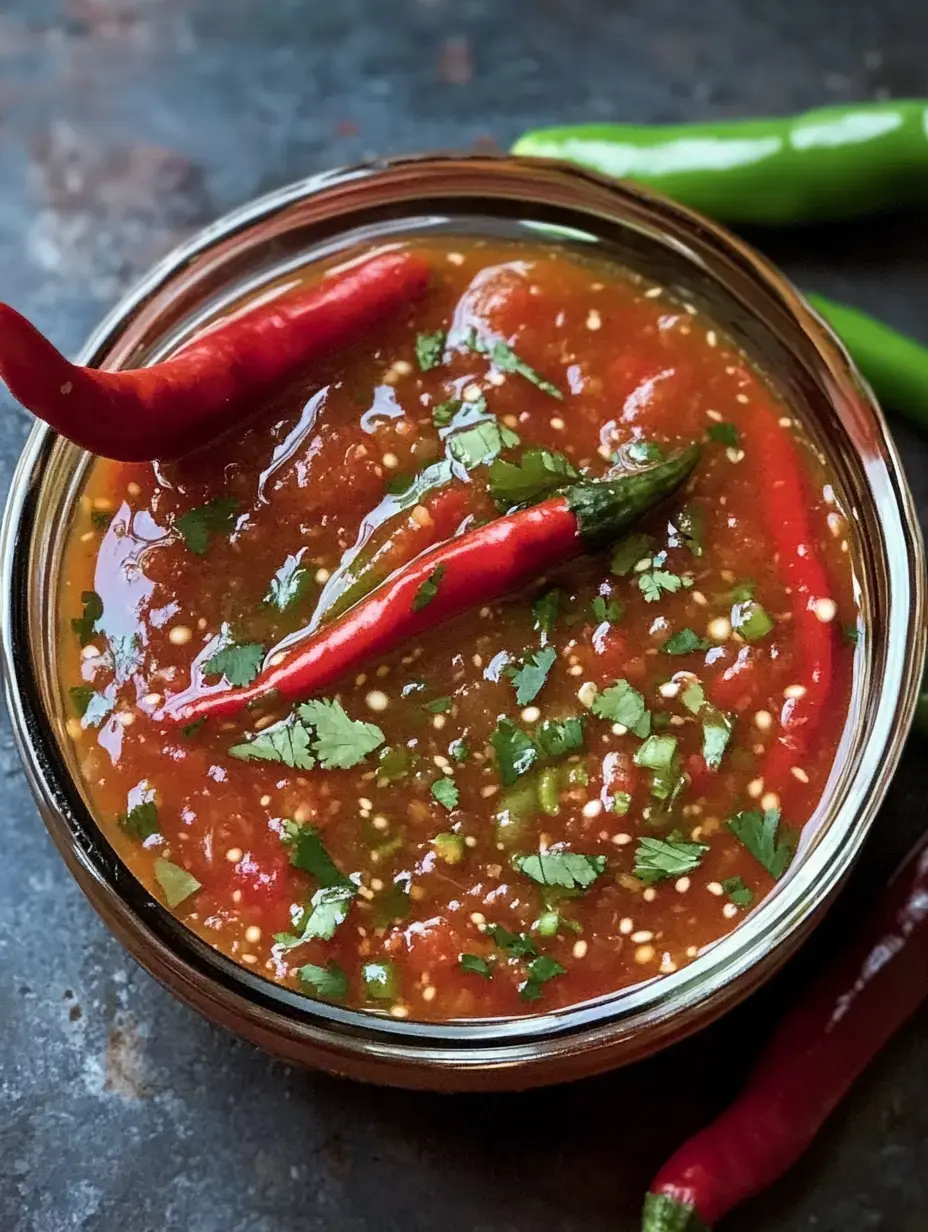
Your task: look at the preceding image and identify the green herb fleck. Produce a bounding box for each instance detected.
[662,628,711,655]
[361,959,399,1001]
[297,698,385,770]
[491,718,538,787]
[175,496,239,556]
[465,331,564,399]
[611,790,632,816]
[280,882,356,947]
[519,954,567,1001]
[431,777,459,811]
[707,421,740,448]
[71,590,103,647]
[728,807,797,880]
[591,679,650,738]
[117,800,159,842]
[422,695,452,714]
[449,738,471,763]
[69,685,114,728]
[625,440,665,466]
[633,835,709,884]
[532,589,562,642]
[534,716,585,760]
[508,645,557,706]
[298,961,349,1000]
[415,329,446,371]
[154,857,201,908]
[639,570,687,603]
[91,507,113,530]
[203,641,266,687]
[385,473,416,496]
[283,821,346,886]
[459,953,493,978]
[610,533,654,576]
[487,447,578,509]
[843,623,860,647]
[634,735,678,771]
[448,419,521,470]
[432,398,460,428]
[182,717,206,739]
[722,876,755,909]
[672,506,705,557]
[702,706,733,771]
[681,680,706,715]
[486,923,538,958]
[229,717,316,770]
[412,563,446,612]
[732,600,774,642]
[592,594,624,625]
[512,850,606,890]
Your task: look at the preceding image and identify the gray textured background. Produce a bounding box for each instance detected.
[1,2,927,1230]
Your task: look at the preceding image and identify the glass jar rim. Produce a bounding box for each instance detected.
[2,152,924,1085]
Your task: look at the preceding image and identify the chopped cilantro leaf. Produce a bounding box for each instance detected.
[69,685,113,728]
[154,857,201,908]
[117,800,159,842]
[508,645,557,706]
[69,685,94,716]
[610,533,654,576]
[448,419,520,470]
[412,563,446,612]
[449,738,471,763]
[592,594,624,625]
[459,953,493,978]
[728,807,797,879]
[486,923,538,958]
[90,507,113,530]
[229,717,316,769]
[591,679,650,738]
[431,777,459,811]
[264,554,312,611]
[843,623,860,647]
[175,496,239,556]
[297,961,349,1000]
[662,628,711,655]
[297,699,385,770]
[624,440,665,465]
[376,745,418,783]
[702,706,733,770]
[681,680,706,715]
[532,588,562,643]
[633,835,709,884]
[491,718,538,786]
[639,570,687,602]
[432,398,460,428]
[71,590,103,647]
[464,330,564,399]
[371,877,411,928]
[182,717,206,739]
[385,472,416,496]
[722,876,755,909]
[360,959,399,1000]
[672,505,705,557]
[534,715,585,760]
[634,734,678,770]
[422,695,452,714]
[283,821,347,887]
[278,882,356,948]
[512,850,606,890]
[707,421,740,448]
[732,600,775,642]
[203,641,266,687]
[487,447,578,509]
[519,954,567,1000]
[415,329,446,371]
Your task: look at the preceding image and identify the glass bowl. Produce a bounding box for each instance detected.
[1,154,924,1091]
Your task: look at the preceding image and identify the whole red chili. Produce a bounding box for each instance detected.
[162,445,700,726]
[743,401,834,795]
[641,830,928,1230]
[0,250,432,461]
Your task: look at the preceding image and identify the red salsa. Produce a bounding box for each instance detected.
[58,237,857,1019]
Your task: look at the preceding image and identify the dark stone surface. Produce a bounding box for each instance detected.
[0,2,926,1230]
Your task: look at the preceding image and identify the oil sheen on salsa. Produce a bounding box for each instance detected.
[58,237,857,1020]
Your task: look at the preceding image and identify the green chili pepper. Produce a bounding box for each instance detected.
[513,101,928,227]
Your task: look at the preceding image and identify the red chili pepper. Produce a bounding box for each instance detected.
[0,250,431,461]
[743,404,834,795]
[162,446,700,726]
[642,832,928,1231]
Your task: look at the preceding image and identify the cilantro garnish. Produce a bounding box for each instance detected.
[634,734,678,770]
[229,718,316,769]
[592,594,624,625]
[707,421,740,448]
[728,807,797,879]
[432,398,460,428]
[297,699,385,770]
[487,447,578,509]
[610,533,654,576]
[175,496,239,556]
[465,331,564,399]
[283,821,345,884]
[182,717,206,739]
[843,623,860,647]
[491,718,538,786]
[154,857,201,908]
[512,850,606,890]
[412,563,446,612]
[459,953,493,978]
[732,600,775,642]
[298,961,349,1000]
[90,507,113,530]
[71,590,103,647]
[635,735,686,807]
[203,640,266,687]
[422,695,452,714]
[68,685,94,716]
[519,954,566,1001]
[485,923,538,958]
[415,329,446,371]
[681,680,706,714]
[633,835,709,884]
[639,570,688,602]
[265,554,312,611]
[447,419,520,470]
[533,716,585,760]
[372,877,411,928]
[671,505,705,557]
[117,799,159,842]
[431,777,459,811]
[591,679,651,738]
[624,440,665,466]
[702,706,733,771]
[532,588,562,643]
[385,473,417,496]
[450,738,471,763]
[279,882,356,948]
[376,745,418,783]
[69,685,114,729]
[722,876,755,909]
[662,628,711,655]
[508,645,557,706]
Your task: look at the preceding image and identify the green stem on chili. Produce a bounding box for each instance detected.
[513,101,928,227]
[161,446,700,726]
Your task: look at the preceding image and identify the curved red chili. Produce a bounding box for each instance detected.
[162,446,700,726]
[0,250,432,461]
[745,405,834,795]
[642,831,928,1230]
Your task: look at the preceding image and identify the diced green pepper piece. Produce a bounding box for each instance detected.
[537,766,561,816]
[361,959,399,1002]
[732,599,774,642]
[433,831,465,864]
[563,764,589,787]
[536,910,560,937]
[493,779,539,848]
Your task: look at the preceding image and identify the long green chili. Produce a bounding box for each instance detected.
[513,101,928,227]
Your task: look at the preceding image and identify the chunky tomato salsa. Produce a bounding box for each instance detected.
[58,237,857,1019]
